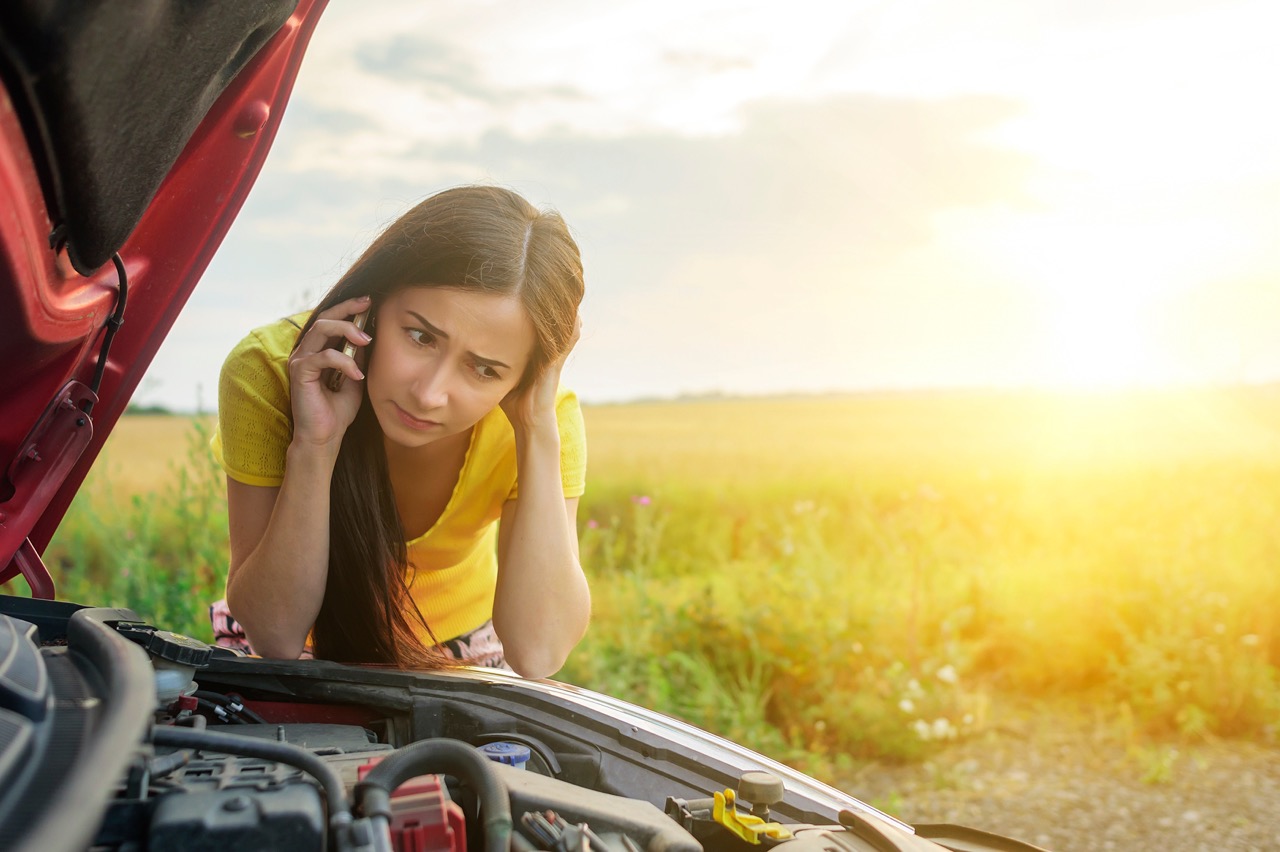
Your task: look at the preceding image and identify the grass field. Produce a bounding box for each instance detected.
[22,388,1280,779]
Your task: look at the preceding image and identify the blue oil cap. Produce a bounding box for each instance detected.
[478,741,531,770]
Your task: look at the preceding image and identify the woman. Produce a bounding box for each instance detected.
[210,185,589,678]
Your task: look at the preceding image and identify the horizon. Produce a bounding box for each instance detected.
[130,376,1280,417]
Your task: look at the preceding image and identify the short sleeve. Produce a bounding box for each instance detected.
[210,324,297,487]
[507,387,587,501]
[556,389,588,498]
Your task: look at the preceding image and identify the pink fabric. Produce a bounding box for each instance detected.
[208,598,508,669]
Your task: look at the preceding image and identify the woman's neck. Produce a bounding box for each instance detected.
[383,427,474,539]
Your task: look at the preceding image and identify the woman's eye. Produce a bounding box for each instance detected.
[406,328,435,347]
[474,364,500,381]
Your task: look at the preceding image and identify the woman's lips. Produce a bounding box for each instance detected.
[393,403,442,431]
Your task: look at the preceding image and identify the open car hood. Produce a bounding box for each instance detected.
[0,0,326,594]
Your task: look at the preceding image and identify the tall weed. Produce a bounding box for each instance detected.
[41,418,228,640]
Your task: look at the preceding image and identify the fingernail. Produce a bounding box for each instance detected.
[358,331,372,342]
[355,369,365,380]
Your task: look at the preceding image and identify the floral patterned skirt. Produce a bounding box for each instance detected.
[208,599,510,670]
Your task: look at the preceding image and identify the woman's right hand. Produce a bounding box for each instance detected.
[286,295,373,450]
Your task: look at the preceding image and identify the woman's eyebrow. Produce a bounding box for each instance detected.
[407,311,448,340]
[406,310,511,370]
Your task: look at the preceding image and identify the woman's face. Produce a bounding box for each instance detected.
[366,286,535,449]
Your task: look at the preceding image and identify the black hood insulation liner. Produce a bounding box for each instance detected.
[0,0,298,274]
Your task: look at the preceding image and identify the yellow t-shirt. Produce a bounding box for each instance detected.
[210,313,587,643]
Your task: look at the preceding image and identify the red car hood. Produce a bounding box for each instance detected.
[0,0,327,595]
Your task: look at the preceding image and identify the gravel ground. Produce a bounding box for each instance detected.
[842,699,1280,852]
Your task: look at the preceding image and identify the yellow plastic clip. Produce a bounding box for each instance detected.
[711,790,793,845]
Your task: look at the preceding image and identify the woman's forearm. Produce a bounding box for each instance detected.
[493,428,591,679]
[225,441,339,658]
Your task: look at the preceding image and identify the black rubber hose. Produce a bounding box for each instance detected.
[232,701,269,725]
[194,689,269,724]
[85,253,129,411]
[149,749,192,779]
[196,697,248,723]
[151,725,352,833]
[355,738,510,852]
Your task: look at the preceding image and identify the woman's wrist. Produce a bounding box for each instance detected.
[286,436,343,472]
[512,420,561,460]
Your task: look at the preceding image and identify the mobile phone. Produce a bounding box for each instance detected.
[325,308,370,392]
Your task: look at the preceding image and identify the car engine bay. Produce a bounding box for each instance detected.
[0,596,1044,852]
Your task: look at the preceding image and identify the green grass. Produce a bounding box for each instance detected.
[16,388,1280,780]
[32,417,228,643]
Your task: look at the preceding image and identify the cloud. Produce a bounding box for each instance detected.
[139,90,1033,409]
[661,51,755,75]
[253,88,1031,262]
[401,92,1036,399]
[353,33,590,108]
[420,92,1032,286]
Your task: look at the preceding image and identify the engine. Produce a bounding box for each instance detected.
[0,599,1034,852]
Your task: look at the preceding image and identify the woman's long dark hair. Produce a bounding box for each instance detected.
[294,186,585,668]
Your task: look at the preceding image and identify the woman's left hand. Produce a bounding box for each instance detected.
[501,315,582,435]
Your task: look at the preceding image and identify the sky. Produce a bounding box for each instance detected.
[135,0,1280,411]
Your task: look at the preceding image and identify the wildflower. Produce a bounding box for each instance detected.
[1241,634,1261,646]
[936,664,958,685]
[912,719,932,741]
[631,495,651,506]
[586,519,599,529]
[899,698,915,714]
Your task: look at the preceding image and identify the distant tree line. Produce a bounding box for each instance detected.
[124,402,174,416]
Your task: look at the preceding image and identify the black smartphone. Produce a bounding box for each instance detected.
[325,308,370,392]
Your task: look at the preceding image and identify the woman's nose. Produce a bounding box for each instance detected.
[411,366,451,409]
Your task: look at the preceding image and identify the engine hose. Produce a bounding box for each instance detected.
[196,697,248,723]
[194,689,269,724]
[148,748,193,779]
[355,738,511,852]
[151,725,352,833]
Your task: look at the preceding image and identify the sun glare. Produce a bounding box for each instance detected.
[1042,289,1160,389]
[953,197,1260,390]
